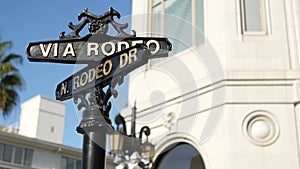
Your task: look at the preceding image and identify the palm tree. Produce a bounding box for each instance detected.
[0,41,24,117]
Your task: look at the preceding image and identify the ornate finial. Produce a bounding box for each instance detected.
[60,7,136,39]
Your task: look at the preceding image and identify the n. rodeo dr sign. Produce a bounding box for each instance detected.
[55,45,151,101]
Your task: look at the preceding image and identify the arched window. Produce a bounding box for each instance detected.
[153,143,206,169]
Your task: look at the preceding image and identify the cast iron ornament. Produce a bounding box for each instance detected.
[59,7,136,39]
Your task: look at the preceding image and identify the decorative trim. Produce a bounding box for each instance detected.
[242,110,280,146]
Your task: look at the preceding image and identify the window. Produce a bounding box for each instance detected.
[153,143,206,169]
[240,0,268,34]
[13,147,23,165]
[61,156,81,169]
[151,0,204,55]
[0,143,33,167]
[2,145,13,163]
[0,144,3,160]
[24,149,33,167]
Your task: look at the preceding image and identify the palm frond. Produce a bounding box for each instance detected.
[0,62,18,76]
[2,54,23,64]
[1,74,24,89]
[0,41,12,58]
[1,89,18,117]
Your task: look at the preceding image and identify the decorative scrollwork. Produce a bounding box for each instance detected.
[60,7,136,39]
[74,74,125,132]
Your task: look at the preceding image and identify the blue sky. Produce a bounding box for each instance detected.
[0,0,132,148]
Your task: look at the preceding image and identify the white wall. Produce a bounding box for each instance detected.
[205,0,291,70]
[19,95,66,144]
[19,96,40,138]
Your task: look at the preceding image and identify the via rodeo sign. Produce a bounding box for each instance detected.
[26,8,172,101]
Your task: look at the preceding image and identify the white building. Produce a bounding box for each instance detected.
[0,95,114,169]
[19,95,66,144]
[121,0,300,169]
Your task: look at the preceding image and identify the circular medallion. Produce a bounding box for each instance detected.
[242,111,280,146]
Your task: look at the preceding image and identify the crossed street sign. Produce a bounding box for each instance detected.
[26,7,172,101]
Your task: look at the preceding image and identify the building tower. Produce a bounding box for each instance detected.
[19,95,66,144]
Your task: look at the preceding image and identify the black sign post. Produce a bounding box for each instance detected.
[27,7,171,169]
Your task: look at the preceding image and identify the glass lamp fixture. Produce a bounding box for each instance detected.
[110,133,125,155]
[141,141,155,161]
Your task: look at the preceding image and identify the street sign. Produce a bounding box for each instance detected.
[56,45,154,101]
[27,36,171,64]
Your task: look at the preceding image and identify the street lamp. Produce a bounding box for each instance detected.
[110,104,155,169]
